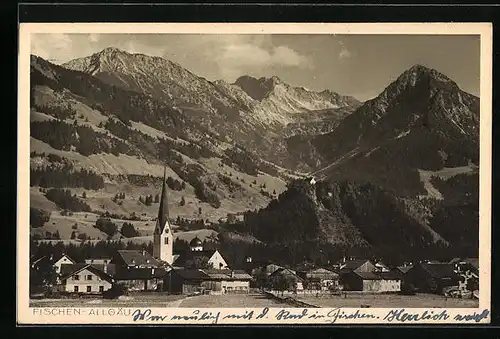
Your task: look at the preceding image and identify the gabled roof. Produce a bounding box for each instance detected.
[173,269,209,280]
[114,267,168,280]
[59,263,114,282]
[353,271,381,280]
[307,267,337,274]
[352,270,402,281]
[420,263,459,279]
[269,267,304,281]
[449,258,479,270]
[32,253,75,267]
[340,259,372,271]
[116,250,160,267]
[463,258,479,270]
[172,250,218,267]
[397,265,413,274]
[202,269,252,281]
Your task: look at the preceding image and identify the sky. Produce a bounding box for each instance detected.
[31,33,480,101]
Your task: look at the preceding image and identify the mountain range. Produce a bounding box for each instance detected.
[29,47,480,263]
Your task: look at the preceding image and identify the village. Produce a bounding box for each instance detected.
[29,170,480,308]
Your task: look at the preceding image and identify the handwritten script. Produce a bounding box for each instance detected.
[128,307,489,324]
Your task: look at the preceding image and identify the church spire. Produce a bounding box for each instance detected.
[157,165,170,232]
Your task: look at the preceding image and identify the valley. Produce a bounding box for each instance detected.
[29,48,480,265]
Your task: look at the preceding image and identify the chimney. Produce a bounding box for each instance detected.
[103,264,107,274]
[231,270,235,278]
[151,268,155,275]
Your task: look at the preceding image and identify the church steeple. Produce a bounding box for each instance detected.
[157,166,170,233]
[153,165,173,265]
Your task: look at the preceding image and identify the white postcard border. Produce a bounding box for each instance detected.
[17,22,493,325]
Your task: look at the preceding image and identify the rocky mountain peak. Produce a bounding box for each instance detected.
[233,75,282,101]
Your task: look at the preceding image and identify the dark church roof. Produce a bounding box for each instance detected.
[189,237,203,247]
[156,166,171,234]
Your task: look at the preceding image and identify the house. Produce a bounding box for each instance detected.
[339,259,377,274]
[341,271,402,292]
[450,257,479,274]
[173,238,229,270]
[298,267,340,291]
[396,265,413,276]
[251,263,285,277]
[450,258,479,296]
[58,263,114,294]
[163,268,252,295]
[268,267,304,292]
[374,260,391,272]
[404,262,460,294]
[111,250,161,269]
[85,258,112,265]
[113,266,169,291]
[32,253,76,275]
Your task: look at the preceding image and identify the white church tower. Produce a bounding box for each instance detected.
[153,166,173,265]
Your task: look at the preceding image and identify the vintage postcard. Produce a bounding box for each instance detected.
[17,23,492,325]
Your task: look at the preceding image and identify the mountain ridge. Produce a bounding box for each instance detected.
[30,53,480,261]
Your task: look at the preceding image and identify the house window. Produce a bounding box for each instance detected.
[73,275,80,281]
[87,286,92,293]
[86,275,93,280]
[99,286,104,293]
[74,286,79,293]
[164,238,168,245]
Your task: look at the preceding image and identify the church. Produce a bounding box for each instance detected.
[33,166,251,295]
[152,167,229,270]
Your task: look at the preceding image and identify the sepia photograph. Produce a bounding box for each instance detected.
[17,23,492,324]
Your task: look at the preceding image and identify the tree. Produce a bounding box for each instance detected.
[154,194,160,203]
[77,233,88,241]
[198,207,202,215]
[253,269,269,289]
[53,230,61,240]
[30,264,58,293]
[121,222,140,238]
[30,208,50,228]
[466,277,479,292]
[187,256,213,269]
[82,191,87,199]
[95,218,118,236]
[70,231,76,240]
[270,273,298,292]
[179,196,186,206]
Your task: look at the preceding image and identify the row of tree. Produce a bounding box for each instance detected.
[31,166,104,190]
[44,188,92,212]
[31,120,139,157]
